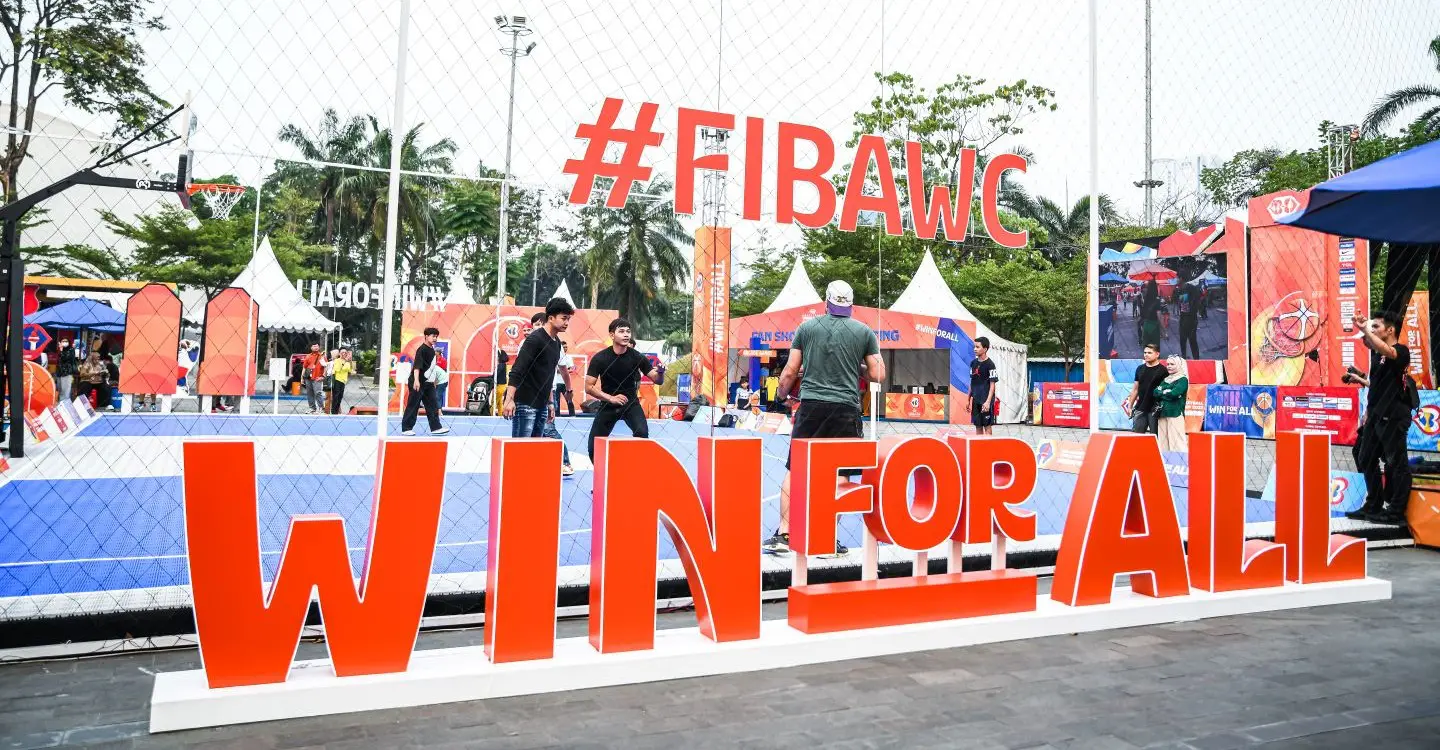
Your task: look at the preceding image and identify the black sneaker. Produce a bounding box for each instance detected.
[1344,509,1376,521]
[819,541,850,559]
[1371,509,1408,526]
[762,532,791,554]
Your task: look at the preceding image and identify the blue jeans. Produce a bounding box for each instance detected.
[510,403,546,438]
[542,420,572,467]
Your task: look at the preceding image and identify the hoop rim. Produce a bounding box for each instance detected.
[186,183,246,195]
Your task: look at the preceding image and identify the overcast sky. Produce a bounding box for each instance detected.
[35,0,1440,281]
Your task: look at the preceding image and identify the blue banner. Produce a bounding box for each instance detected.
[1097,382,1133,430]
[676,374,692,403]
[1409,389,1440,451]
[1260,470,1366,515]
[1202,385,1277,438]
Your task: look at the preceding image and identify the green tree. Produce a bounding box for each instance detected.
[0,0,168,201]
[586,178,692,323]
[336,117,456,287]
[103,205,319,296]
[1005,192,1120,262]
[1363,35,1440,137]
[944,256,1086,369]
[277,109,368,251]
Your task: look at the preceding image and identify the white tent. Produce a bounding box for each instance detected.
[230,235,340,333]
[889,249,1029,424]
[551,279,576,306]
[765,258,823,313]
[445,265,476,305]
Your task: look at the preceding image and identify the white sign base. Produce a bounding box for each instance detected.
[149,577,1389,733]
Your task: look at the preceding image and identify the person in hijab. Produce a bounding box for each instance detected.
[1152,355,1190,453]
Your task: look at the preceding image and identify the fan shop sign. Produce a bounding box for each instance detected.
[164,431,1381,729]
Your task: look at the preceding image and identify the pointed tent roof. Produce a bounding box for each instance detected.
[445,265,476,305]
[765,257,822,313]
[551,279,576,306]
[888,249,1024,353]
[230,235,339,333]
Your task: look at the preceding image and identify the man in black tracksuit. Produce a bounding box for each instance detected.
[1346,310,1413,525]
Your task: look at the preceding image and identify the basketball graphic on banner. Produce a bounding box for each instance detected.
[4,359,56,415]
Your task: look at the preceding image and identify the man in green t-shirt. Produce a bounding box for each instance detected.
[764,280,886,557]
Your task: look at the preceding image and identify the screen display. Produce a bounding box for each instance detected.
[1099,254,1228,361]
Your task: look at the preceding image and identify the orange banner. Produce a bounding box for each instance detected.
[884,393,946,422]
[690,226,731,405]
[1402,290,1432,389]
[401,303,619,409]
[196,288,259,397]
[119,283,182,395]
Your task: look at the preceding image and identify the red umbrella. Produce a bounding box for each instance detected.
[1127,263,1177,282]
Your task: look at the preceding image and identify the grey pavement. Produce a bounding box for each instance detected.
[1,547,1436,749]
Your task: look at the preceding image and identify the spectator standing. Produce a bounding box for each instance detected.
[330,348,353,415]
[735,376,753,410]
[553,341,576,417]
[493,348,509,416]
[55,338,77,403]
[764,280,884,557]
[1176,281,1201,360]
[1152,355,1190,453]
[1347,311,1414,525]
[969,336,999,435]
[401,327,449,436]
[1123,343,1166,433]
[301,344,327,414]
[433,347,449,410]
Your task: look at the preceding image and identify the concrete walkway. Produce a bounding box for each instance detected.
[0,547,1435,749]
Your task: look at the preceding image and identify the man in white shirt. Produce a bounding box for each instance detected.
[552,341,576,417]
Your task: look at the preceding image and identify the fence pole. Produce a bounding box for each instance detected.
[376,0,412,438]
[1086,0,1100,434]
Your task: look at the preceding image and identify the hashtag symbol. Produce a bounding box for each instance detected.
[564,97,664,208]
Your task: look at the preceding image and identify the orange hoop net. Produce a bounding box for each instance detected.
[186,183,247,220]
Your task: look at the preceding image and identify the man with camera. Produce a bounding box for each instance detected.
[1345,311,1414,525]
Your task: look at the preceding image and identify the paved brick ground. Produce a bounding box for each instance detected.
[1,547,1436,749]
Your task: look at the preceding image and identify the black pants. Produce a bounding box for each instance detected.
[553,383,574,416]
[1355,412,1412,514]
[1178,315,1200,359]
[401,382,442,432]
[330,380,346,415]
[587,399,648,459]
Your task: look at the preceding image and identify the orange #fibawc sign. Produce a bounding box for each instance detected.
[180,430,1365,688]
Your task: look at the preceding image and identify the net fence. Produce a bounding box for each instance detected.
[0,0,1433,651]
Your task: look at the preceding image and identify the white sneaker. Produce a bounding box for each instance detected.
[401,430,416,436]
[433,426,451,435]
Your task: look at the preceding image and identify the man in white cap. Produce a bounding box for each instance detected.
[764,279,886,556]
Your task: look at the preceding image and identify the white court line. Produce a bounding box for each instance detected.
[0,528,593,568]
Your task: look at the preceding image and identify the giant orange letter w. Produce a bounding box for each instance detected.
[183,440,447,688]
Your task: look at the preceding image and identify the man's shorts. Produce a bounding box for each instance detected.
[972,398,996,427]
[786,401,864,470]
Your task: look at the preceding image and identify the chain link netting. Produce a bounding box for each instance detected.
[0,0,1434,652]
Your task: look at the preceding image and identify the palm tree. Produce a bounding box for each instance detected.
[585,178,693,322]
[337,117,457,286]
[1006,191,1120,262]
[1363,35,1440,137]
[277,109,368,251]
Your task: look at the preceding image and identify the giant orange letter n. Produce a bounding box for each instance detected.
[589,436,762,653]
[183,440,447,688]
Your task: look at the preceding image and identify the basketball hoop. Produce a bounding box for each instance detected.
[186,183,246,220]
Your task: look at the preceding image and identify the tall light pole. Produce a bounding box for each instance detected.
[1133,0,1162,226]
[495,15,535,304]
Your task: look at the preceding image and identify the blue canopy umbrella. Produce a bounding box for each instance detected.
[26,297,125,333]
[1098,272,1128,284]
[1280,139,1440,243]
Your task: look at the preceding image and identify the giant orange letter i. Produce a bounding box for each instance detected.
[149,431,1389,732]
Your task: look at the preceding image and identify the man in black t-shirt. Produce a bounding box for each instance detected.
[504,298,573,438]
[1124,343,1166,434]
[401,327,449,436]
[1176,281,1201,360]
[1347,310,1413,525]
[969,337,998,434]
[585,317,665,459]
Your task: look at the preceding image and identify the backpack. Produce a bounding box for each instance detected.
[1403,372,1421,411]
